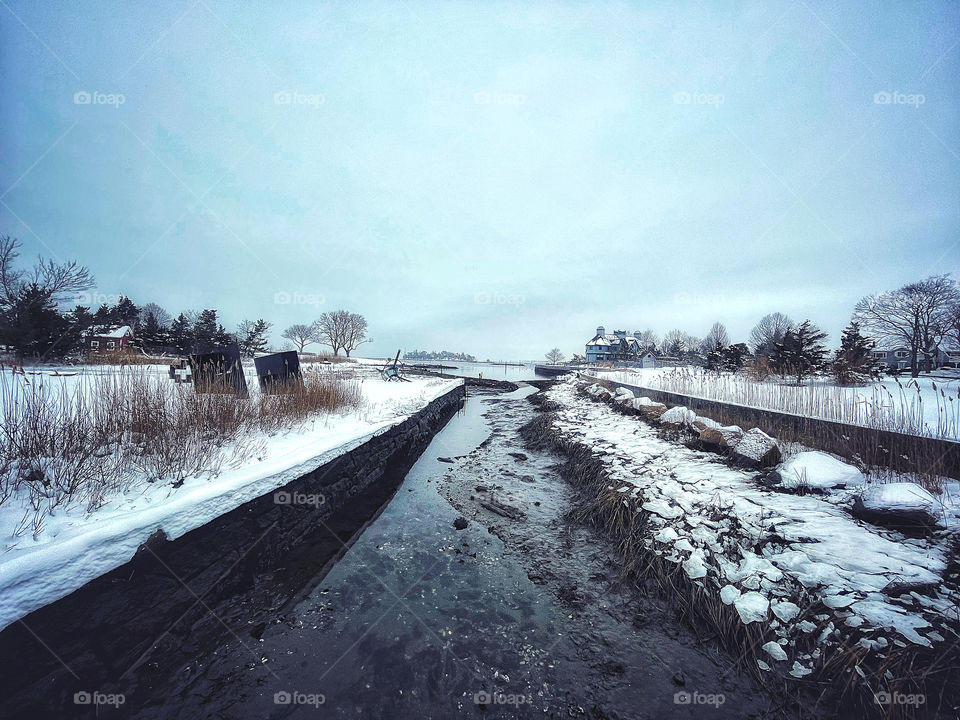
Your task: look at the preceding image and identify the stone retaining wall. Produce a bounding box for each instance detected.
[596,377,960,481]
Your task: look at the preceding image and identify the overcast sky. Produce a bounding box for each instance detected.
[2,1,958,360]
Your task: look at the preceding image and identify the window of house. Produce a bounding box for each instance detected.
[898,361,907,368]
[107,341,115,349]
[91,340,99,349]
[895,350,909,358]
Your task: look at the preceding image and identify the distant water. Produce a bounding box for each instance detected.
[409,360,544,382]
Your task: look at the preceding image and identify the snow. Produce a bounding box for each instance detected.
[546,377,959,664]
[0,364,461,631]
[858,482,939,513]
[589,366,960,440]
[659,406,698,426]
[778,451,866,489]
[729,427,778,461]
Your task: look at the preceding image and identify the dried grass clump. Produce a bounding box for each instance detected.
[0,366,361,538]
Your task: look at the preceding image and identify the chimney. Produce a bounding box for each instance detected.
[597,326,605,338]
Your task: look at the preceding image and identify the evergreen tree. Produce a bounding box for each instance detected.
[92,303,112,329]
[1,283,70,357]
[722,342,750,371]
[832,321,878,385]
[168,313,192,354]
[236,319,272,357]
[138,311,167,350]
[112,295,140,328]
[192,309,221,351]
[772,320,828,383]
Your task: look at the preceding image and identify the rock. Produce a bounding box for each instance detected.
[777,451,865,490]
[850,482,942,535]
[508,452,528,461]
[692,417,721,433]
[672,671,686,686]
[437,457,455,464]
[659,406,698,431]
[640,405,667,421]
[699,425,744,454]
[479,499,526,521]
[453,517,469,530]
[730,428,781,468]
[719,585,741,605]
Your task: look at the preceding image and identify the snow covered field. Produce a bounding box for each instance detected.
[590,367,960,439]
[0,362,461,631]
[547,377,960,682]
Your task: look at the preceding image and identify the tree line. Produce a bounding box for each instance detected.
[281,311,370,357]
[569,274,960,384]
[0,236,368,360]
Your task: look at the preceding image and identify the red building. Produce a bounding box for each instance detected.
[86,326,133,352]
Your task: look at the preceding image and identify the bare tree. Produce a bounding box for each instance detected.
[282,323,317,353]
[545,347,565,364]
[341,312,371,357]
[636,329,658,352]
[313,310,369,356]
[662,329,686,356]
[749,312,793,356]
[853,275,959,376]
[139,302,171,328]
[0,235,94,306]
[701,322,729,353]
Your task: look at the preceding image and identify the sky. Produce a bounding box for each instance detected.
[1,1,958,361]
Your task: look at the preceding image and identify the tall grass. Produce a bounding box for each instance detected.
[601,367,960,439]
[0,365,361,539]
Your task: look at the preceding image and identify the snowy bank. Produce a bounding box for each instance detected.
[543,378,960,692]
[0,368,461,631]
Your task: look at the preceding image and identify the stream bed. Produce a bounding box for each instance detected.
[134,386,782,719]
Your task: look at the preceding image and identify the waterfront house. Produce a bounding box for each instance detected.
[870,346,960,371]
[585,327,665,366]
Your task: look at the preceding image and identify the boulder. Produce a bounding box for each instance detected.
[730,428,781,468]
[640,405,667,421]
[850,482,942,535]
[775,451,865,490]
[659,406,698,431]
[699,425,744,454]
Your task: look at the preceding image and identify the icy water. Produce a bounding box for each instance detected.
[133,386,777,719]
[408,361,544,382]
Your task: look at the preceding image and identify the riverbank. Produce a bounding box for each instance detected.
[0,381,465,719]
[528,376,959,719]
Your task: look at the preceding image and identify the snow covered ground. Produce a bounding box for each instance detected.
[0,362,461,631]
[589,367,960,439]
[547,377,960,679]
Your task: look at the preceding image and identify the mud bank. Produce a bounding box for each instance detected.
[0,384,465,719]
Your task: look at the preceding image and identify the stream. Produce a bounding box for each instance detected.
[132,385,778,719]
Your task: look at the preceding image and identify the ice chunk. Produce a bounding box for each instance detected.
[734,592,769,623]
[771,601,800,622]
[720,585,741,605]
[761,641,788,661]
